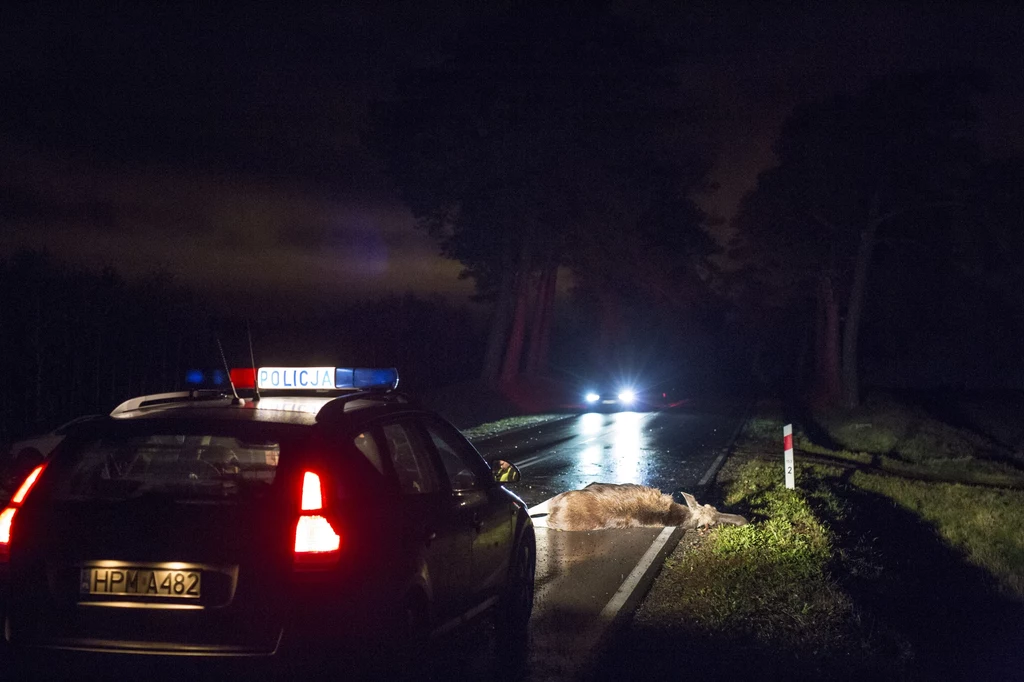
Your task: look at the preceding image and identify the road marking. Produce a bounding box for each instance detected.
[519,453,559,470]
[430,595,500,637]
[699,451,727,486]
[698,413,750,486]
[598,526,677,622]
[513,433,602,470]
[501,414,657,472]
[517,453,545,467]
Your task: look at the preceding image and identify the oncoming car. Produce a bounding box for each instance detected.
[0,366,535,677]
[581,382,644,412]
[579,375,689,412]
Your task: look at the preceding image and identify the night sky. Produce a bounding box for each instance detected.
[2,3,1022,307]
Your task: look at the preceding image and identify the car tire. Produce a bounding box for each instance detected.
[496,531,535,664]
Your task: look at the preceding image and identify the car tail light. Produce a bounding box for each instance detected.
[11,465,44,504]
[295,516,341,553]
[0,508,16,547]
[301,471,324,511]
[1,464,47,562]
[294,470,340,567]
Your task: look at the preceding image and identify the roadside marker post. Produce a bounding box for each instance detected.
[783,424,795,489]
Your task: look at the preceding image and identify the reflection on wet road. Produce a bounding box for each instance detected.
[475,407,746,506]
[472,405,746,681]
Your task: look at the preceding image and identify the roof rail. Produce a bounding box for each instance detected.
[314,390,416,423]
[111,390,229,416]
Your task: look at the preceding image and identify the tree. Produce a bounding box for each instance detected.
[964,158,1024,317]
[731,70,983,406]
[369,6,712,383]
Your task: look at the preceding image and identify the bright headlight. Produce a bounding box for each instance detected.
[585,392,600,403]
[618,390,636,403]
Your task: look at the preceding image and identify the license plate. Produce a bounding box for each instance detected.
[81,567,201,599]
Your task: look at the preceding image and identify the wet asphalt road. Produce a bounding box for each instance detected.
[474,405,748,506]
[472,404,748,681]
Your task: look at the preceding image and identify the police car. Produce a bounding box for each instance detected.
[0,366,535,675]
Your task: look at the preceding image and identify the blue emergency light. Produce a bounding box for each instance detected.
[185,369,227,386]
[334,367,401,389]
[253,366,399,391]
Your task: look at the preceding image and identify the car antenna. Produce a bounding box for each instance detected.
[216,335,242,405]
[246,320,261,402]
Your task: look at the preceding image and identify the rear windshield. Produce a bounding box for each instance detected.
[49,433,282,503]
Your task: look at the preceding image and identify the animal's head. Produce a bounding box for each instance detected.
[680,492,748,528]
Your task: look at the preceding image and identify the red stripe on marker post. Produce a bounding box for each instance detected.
[783,424,795,490]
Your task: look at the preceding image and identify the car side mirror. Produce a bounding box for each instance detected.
[490,459,522,484]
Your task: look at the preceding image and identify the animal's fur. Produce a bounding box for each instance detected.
[544,482,748,531]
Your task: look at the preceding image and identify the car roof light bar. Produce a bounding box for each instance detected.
[252,367,399,391]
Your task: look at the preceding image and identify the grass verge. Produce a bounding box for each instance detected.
[851,471,1024,598]
[596,395,1024,681]
[461,413,566,441]
[596,454,910,681]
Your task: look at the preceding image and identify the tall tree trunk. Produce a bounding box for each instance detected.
[594,293,623,367]
[842,218,880,408]
[525,262,557,375]
[524,266,547,376]
[795,314,811,396]
[814,275,842,407]
[480,251,518,383]
[500,264,533,384]
[536,264,557,372]
[749,338,771,389]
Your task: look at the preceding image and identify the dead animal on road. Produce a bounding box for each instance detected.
[544,483,748,531]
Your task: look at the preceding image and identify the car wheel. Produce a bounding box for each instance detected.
[497,532,535,647]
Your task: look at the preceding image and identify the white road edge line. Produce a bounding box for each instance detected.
[698,412,750,486]
[598,526,677,622]
[699,451,727,486]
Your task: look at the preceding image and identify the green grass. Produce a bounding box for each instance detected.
[743,395,1024,489]
[741,411,787,442]
[796,395,1024,597]
[623,456,905,678]
[815,394,1008,463]
[852,471,1024,599]
[611,396,1024,679]
[672,460,841,640]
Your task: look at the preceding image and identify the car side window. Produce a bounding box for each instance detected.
[424,420,487,492]
[353,431,384,474]
[381,422,439,495]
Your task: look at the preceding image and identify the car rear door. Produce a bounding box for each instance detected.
[377,418,472,629]
[5,423,296,656]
